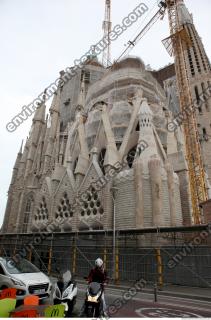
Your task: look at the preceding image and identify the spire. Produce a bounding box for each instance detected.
[33,103,46,123]
[138,98,157,164]
[17,138,30,177]
[49,90,60,114]
[13,141,23,173]
[139,98,153,116]
[19,140,24,155]
[139,98,153,132]
[33,92,46,123]
[20,138,30,163]
[101,104,119,167]
[176,0,193,26]
[49,88,61,141]
[31,124,46,175]
[24,93,47,178]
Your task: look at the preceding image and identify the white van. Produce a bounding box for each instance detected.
[0,257,52,300]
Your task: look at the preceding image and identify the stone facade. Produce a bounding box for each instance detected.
[2,0,211,235]
[2,56,187,234]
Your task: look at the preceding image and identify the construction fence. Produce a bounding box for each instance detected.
[0,227,211,288]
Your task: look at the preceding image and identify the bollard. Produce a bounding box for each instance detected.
[154,283,158,302]
[72,243,77,275]
[28,248,32,262]
[48,247,52,275]
[115,247,119,284]
[156,248,163,289]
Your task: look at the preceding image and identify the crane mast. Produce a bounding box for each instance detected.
[102,0,112,67]
[163,0,208,224]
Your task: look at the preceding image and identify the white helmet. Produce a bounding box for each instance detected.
[95,258,103,268]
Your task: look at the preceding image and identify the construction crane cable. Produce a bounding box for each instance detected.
[115,1,167,62]
[128,0,158,39]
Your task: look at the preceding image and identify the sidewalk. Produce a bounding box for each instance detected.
[142,284,211,302]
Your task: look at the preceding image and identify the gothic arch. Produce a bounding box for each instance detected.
[22,193,34,233]
[126,146,137,168]
[98,148,106,175]
[73,157,78,177]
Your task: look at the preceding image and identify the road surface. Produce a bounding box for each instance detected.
[55,283,211,317]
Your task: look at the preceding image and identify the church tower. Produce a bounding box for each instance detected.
[177,0,211,182]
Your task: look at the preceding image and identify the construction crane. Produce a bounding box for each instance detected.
[116,1,167,62]
[110,0,208,224]
[102,0,112,67]
[162,0,208,224]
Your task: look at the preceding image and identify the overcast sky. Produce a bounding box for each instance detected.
[0,0,210,228]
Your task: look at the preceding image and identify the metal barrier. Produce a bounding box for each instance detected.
[0,228,211,288]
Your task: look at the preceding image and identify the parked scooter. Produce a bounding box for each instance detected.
[83,281,104,318]
[53,270,77,317]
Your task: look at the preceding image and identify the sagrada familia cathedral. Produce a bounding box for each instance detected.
[1,0,211,234]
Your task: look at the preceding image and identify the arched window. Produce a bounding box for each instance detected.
[22,194,34,233]
[126,146,137,168]
[194,86,202,113]
[98,148,106,175]
[73,157,78,177]
[187,48,195,76]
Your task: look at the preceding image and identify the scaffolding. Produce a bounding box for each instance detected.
[1,225,211,288]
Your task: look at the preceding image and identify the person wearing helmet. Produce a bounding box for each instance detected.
[87,258,108,285]
[80,258,108,316]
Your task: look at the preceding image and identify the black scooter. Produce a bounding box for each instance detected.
[84,281,104,318]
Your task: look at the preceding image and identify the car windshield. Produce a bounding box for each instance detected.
[3,258,40,274]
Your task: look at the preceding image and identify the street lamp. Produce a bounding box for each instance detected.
[110,186,119,283]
